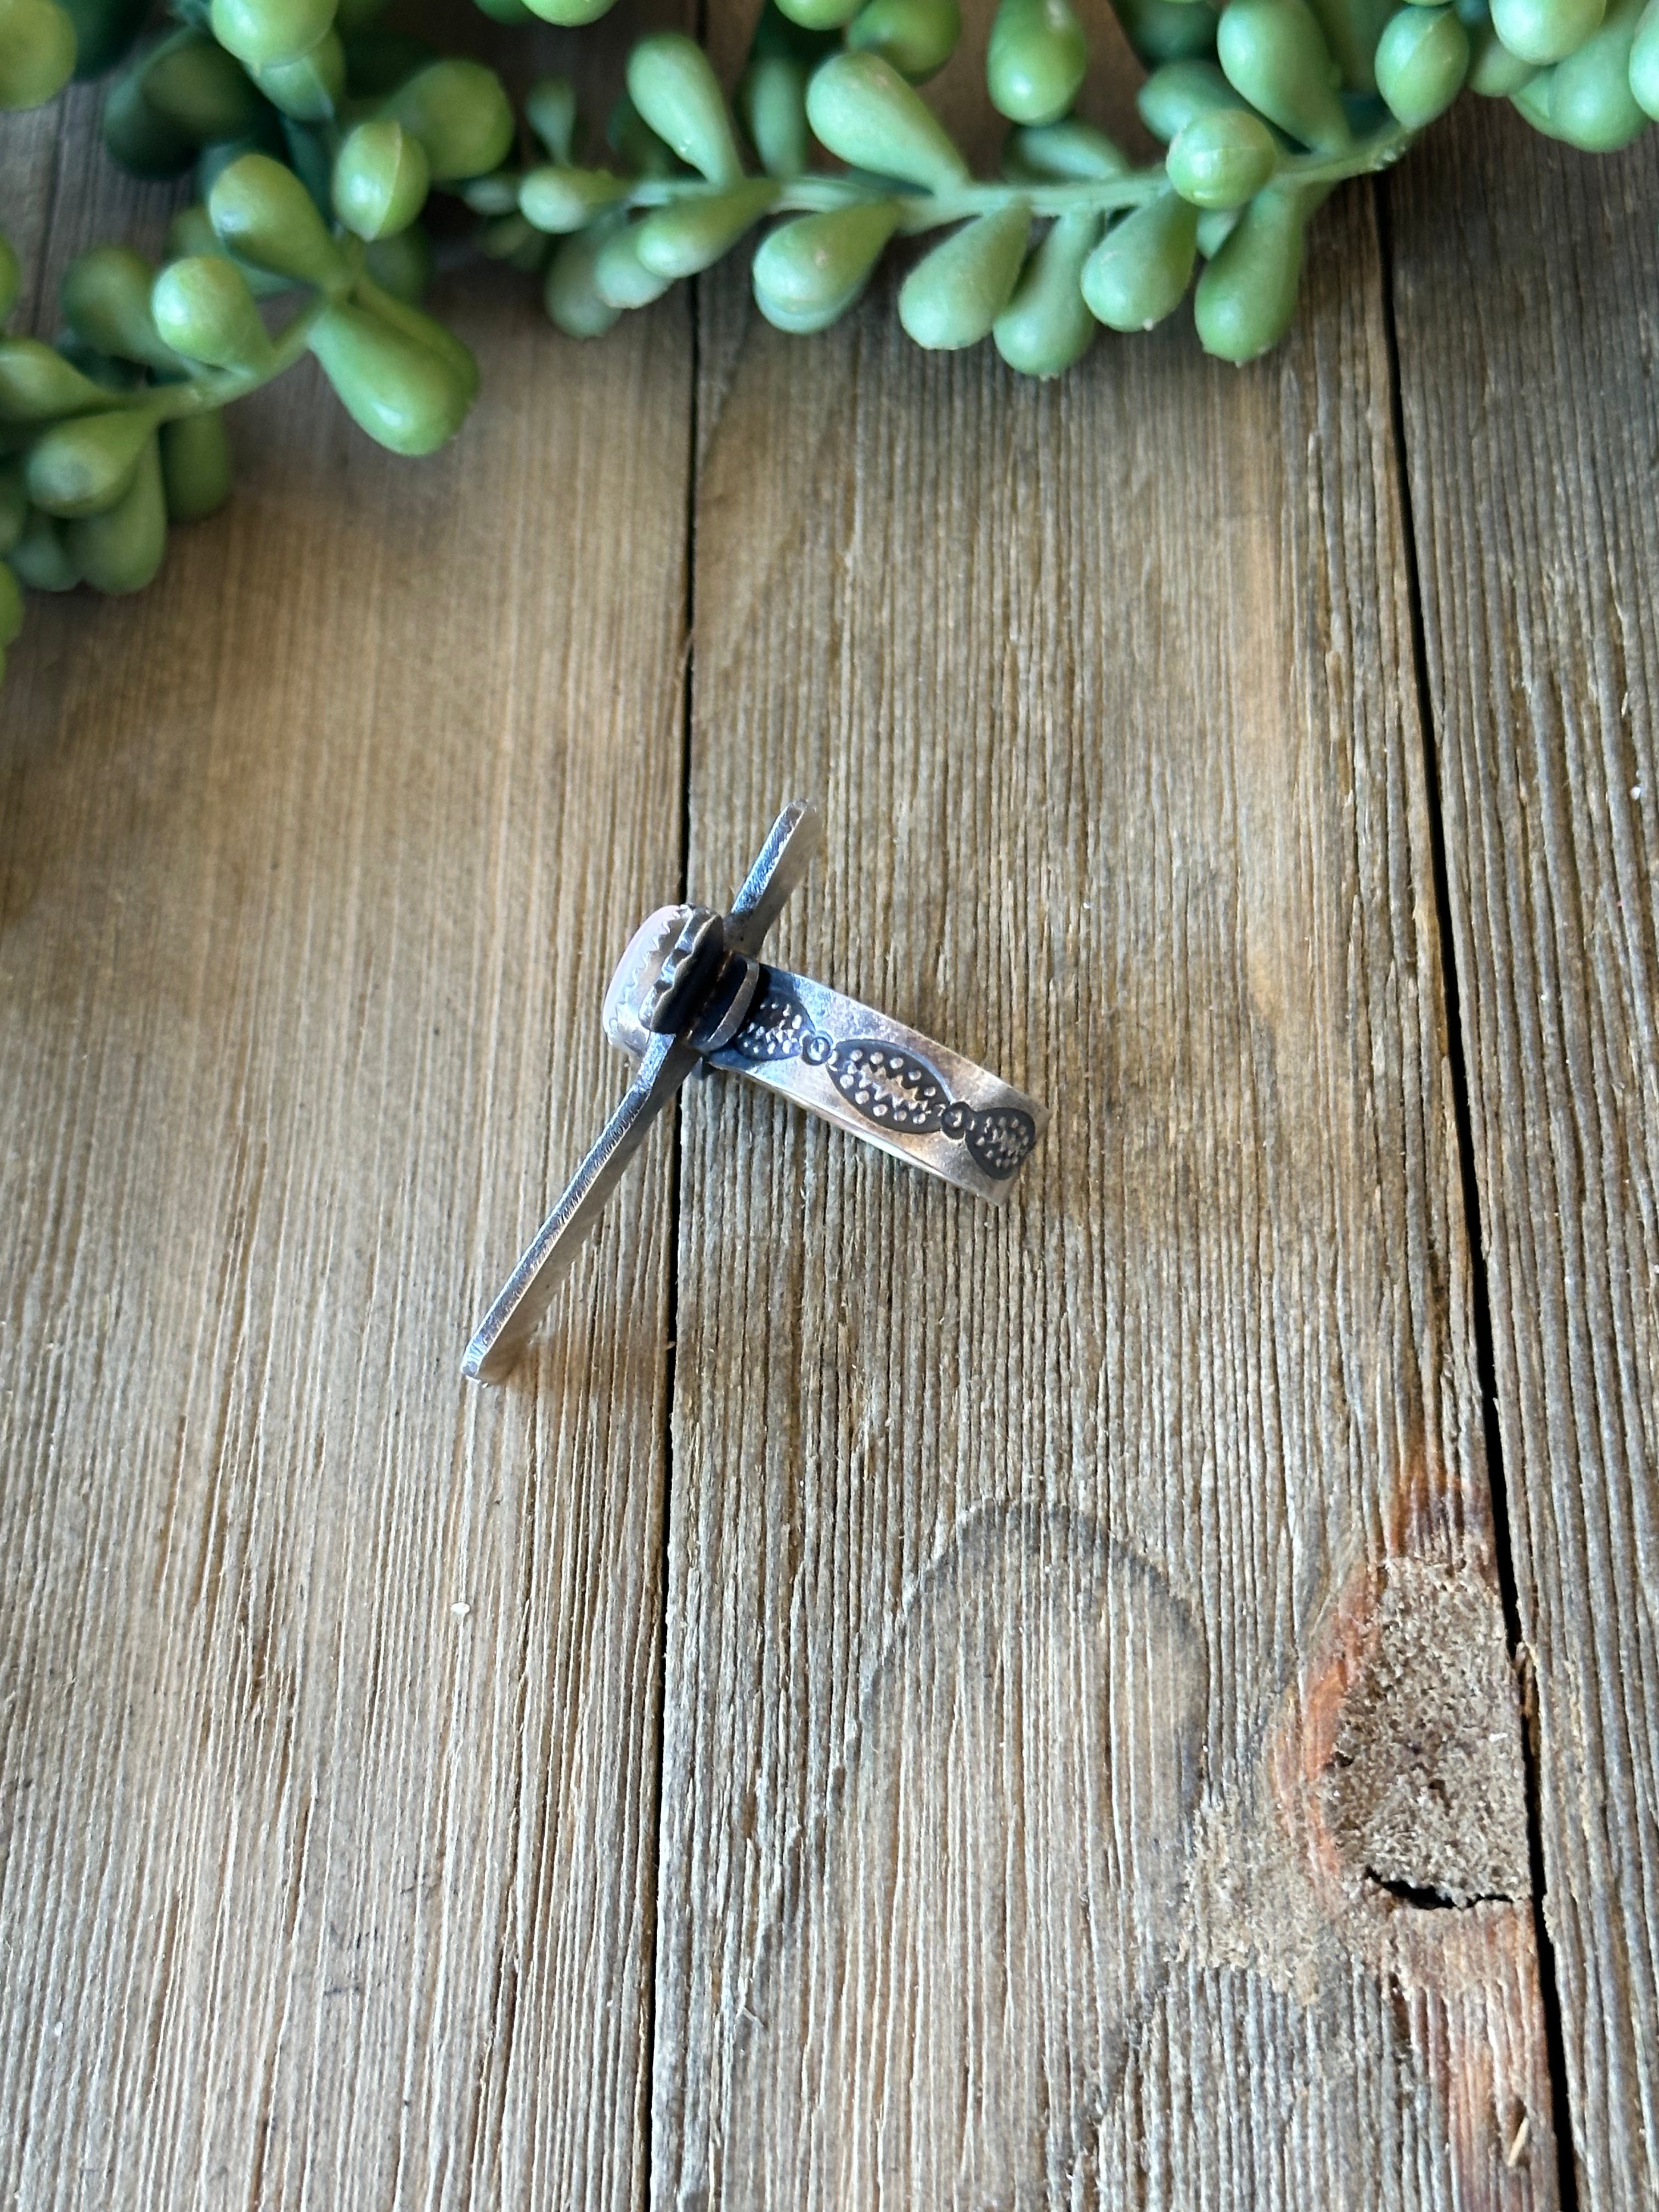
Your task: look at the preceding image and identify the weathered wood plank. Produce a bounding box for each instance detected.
[655,55,1558,2207]
[0,114,692,2212]
[1387,105,1659,2210]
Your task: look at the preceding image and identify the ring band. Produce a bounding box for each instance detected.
[605,918,1043,1201]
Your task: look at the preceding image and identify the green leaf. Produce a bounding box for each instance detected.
[1489,0,1605,62]
[805,50,969,188]
[525,75,578,160]
[847,0,962,81]
[741,53,812,177]
[67,430,167,592]
[1632,0,1659,112]
[1136,58,1234,141]
[1534,0,1646,140]
[634,180,778,279]
[252,29,346,121]
[752,200,901,330]
[379,59,514,182]
[1166,106,1279,206]
[992,205,1099,374]
[1192,179,1308,358]
[1005,117,1130,176]
[63,246,184,373]
[521,0,614,24]
[160,410,234,522]
[210,0,334,71]
[988,0,1089,123]
[10,508,79,590]
[543,229,622,338]
[775,0,863,29]
[518,165,630,234]
[210,151,351,287]
[1080,188,1198,329]
[0,337,115,422]
[1216,0,1351,149]
[25,408,154,517]
[627,33,744,185]
[333,118,430,239]
[142,30,264,140]
[151,255,274,372]
[307,299,473,454]
[0,0,76,109]
[591,225,674,311]
[898,198,1031,348]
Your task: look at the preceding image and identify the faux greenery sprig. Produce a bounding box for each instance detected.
[2,0,1656,685]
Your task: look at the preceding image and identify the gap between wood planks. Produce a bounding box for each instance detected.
[640,228,705,2212]
[1373,174,1580,2212]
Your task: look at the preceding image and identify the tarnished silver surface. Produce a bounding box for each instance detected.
[465,798,1045,1383]
[603,928,1044,1203]
[708,969,1045,1199]
[461,1030,699,1384]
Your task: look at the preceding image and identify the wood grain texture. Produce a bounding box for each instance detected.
[1,102,692,2212]
[655,74,1555,2208]
[1387,108,1659,2211]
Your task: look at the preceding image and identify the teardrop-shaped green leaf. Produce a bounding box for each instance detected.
[209,151,349,286]
[1537,0,1646,140]
[987,0,1088,123]
[518,165,630,234]
[0,336,125,421]
[992,205,1099,374]
[1374,2,1470,121]
[307,298,473,453]
[1136,58,1233,142]
[635,180,778,280]
[741,53,812,176]
[1631,0,1659,114]
[898,197,1031,348]
[67,430,167,592]
[848,0,962,81]
[209,0,333,71]
[1081,189,1198,329]
[752,200,902,330]
[806,50,970,188]
[1192,179,1308,358]
[25,407,153,517]
[591,224,675,311]
[63,245,183,372]
[151,255,273,371]
[160,409,234,521]
[1491,0,1607,62]
[1216,0,1351,149]
[379,59,514,181]
[627,32,744,184]
[1166,106,1278,206]
[1004,117,1129,176]
[543,230,622,337]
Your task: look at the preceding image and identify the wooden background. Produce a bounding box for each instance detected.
[3,3,1656,2203]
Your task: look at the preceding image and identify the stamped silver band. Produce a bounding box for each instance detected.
[464,800,1045,1383]
[604,926,1043,1202]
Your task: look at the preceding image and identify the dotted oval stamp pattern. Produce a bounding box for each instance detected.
[727,980,1038,1182]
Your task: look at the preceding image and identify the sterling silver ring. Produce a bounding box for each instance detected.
[464,799,1046,1383]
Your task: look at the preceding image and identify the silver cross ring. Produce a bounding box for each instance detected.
[464,800,1046,1383]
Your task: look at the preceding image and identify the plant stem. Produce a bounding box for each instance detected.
[591,117,1414,233]
[140,291,332,424]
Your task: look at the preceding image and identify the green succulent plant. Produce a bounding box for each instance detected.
[2,0,1656,685]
